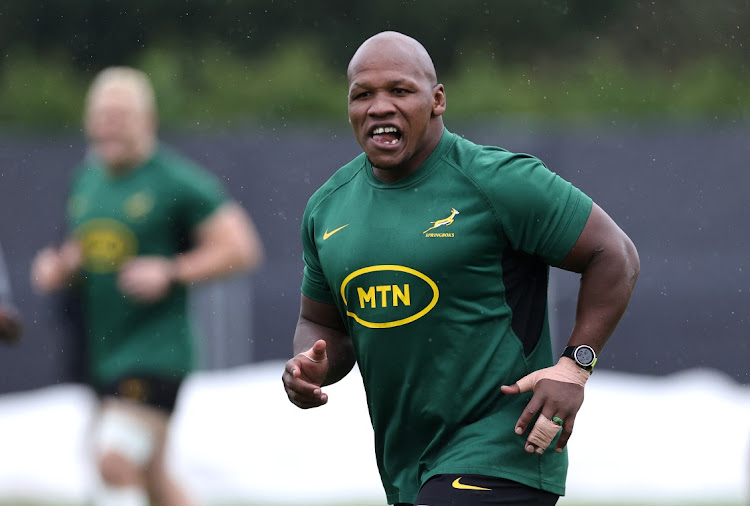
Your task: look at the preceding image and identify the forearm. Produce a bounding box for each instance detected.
[293,316,355,386]
[172,244,250,285]
[567,239,640,352]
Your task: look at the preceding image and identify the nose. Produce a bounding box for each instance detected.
[368,91,396,117]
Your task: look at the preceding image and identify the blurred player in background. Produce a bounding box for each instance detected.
[31,66,264,506]
[0,241,22,344]
[282,31,639,505]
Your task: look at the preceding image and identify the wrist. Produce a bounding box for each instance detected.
[555,357,591,387]
[560,344,597,373]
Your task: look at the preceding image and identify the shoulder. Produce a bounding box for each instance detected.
[149,145,223,188]
[150,144,205,175]
[304,152,367,217]
[438,132,554,201]
[444,133,589,219]
[446,133,546,181]
[69,157,101,190]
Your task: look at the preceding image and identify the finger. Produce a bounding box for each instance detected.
[285,383,327,408]
[284,359,302,379]
[284,357,299,372]
[499,383,521,395]
[513,395,544,436]
[283,377,328,409]
[282,359,327,405]
[514,370,539,393]
[526,414,562,454]
[501,370,540,395]
[305,339,327,362]
[285,387,328,409]
[554,414,576,452]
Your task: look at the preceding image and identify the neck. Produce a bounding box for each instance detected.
[106,138,156,175]
[371,123,444,183]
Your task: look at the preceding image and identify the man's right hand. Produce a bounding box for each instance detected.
[30,243,81,293]
[282,339,329,409]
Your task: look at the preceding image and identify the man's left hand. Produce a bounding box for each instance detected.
[500,358,590,454]
[117,256,176,303]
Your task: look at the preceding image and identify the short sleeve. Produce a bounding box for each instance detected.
[172,161,228,230]
[486,154,592,265]
[300,199,336,304]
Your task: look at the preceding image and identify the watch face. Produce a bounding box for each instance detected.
[575,346,595,366]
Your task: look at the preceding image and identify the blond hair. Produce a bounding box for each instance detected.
[85,66,157,115]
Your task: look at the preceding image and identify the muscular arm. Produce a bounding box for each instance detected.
[173,201,264,284]
[294,295,355,386]
[502,202,639,453]
[557,202,640,353]
[118,201,264,302]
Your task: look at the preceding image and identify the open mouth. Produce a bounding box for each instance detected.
[371,125,402,146]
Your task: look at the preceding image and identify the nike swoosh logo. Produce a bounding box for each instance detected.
[323,224,349,240]
[451,477,491,491]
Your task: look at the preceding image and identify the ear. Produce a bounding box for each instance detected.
[431,84,446,117]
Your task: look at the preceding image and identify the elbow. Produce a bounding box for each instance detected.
[245,245,264,272]
[589,233,640,291]
[621,236,640,290]
[236,235,264,273]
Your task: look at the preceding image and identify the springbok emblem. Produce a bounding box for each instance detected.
[423,207,460,234]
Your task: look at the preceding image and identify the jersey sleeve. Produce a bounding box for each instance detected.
[172,159,228,230]
[300,198,336,304]
[486,153,593,265]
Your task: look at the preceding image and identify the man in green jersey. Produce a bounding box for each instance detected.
[31,67,264,506]
[282,32,639,506]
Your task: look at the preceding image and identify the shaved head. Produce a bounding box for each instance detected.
[347,31,438,86]
[346,31,446,182]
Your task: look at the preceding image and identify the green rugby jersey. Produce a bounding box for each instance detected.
[301,129,592,504]
[67,145,226,387]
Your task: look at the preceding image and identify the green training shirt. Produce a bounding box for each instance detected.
[67,145,226,387]
[301,129,593,504]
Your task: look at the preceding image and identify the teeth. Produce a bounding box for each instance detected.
[372,126,399,135]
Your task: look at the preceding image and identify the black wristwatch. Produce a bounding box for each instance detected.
[561,344,597,372]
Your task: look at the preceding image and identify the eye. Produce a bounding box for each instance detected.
[351,91,370,101]
[392,88,409,95]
